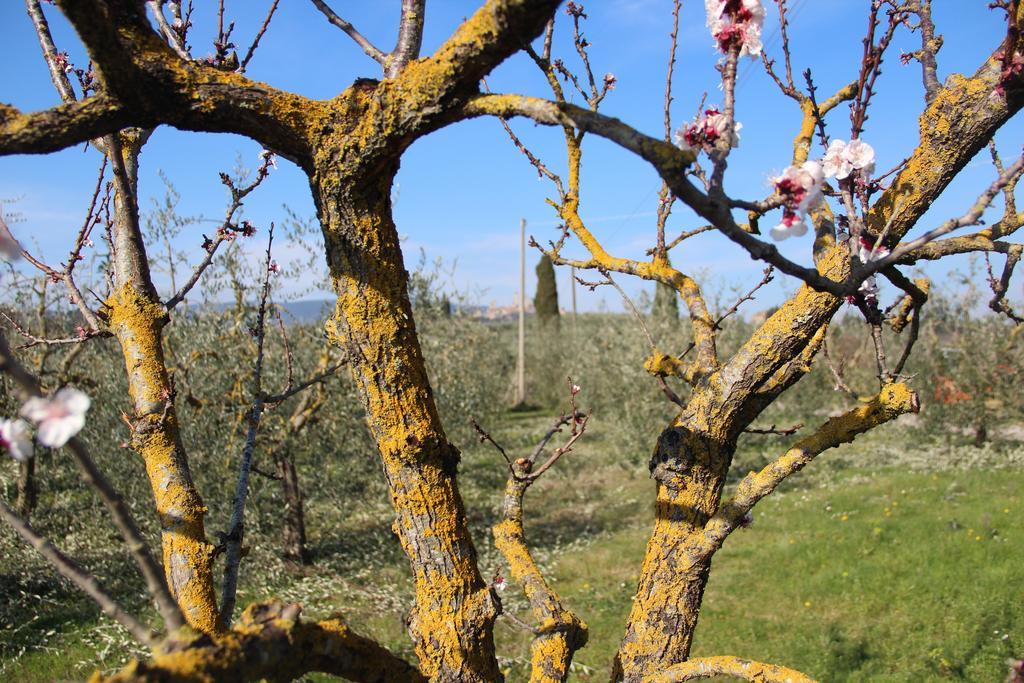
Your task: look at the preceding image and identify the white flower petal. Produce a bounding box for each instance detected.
[36,413,84,448]
[18,397,49,423]
[770,223,793,241]
[845,138,876,172]
[0,419,34,462]
[55,387,91,415]
[822,139,850,179]
[19,388,90,448]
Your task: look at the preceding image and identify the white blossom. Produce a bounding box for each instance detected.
[0,419,33,462]
[823,139,876,180]
[20,388,91,448]
[845,138,876,176]
[855,236,890,299]
[769,213,808,241]
[705,0,765,58]
[768,161,823,241]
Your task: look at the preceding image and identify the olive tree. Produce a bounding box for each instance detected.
[1,1,1022,681]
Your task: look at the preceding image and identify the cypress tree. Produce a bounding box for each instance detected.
[533,254,560,325]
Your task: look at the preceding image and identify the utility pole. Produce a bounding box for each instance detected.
[516,218,526,407]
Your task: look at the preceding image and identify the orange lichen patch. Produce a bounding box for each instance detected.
[106,284,222,635]
[644,350,690,379]
[890,278,930,333]
[647,655,817,683]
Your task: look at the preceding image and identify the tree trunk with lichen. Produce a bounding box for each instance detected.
[612,418,733,681]
[104,135,222,635]
[314,163,500,682]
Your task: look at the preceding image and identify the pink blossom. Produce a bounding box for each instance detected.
[268,260,280,275]
[768,161,823,241]
[0,419,33,462]
[20,388,91,448]
[493,576,507,592]
[705,0,765,57]
[673,106,741,153]
[823,139,876,180]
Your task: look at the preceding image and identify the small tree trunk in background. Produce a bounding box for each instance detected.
[534,253,560,326]
[974,420,988,447]
[15,458,38,519]
[275,447,309,566]
[517,218,527,407]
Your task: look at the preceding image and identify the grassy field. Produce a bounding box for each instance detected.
[2,402,1021,682]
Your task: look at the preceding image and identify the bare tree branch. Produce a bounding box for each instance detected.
[308,0,386,64]
[0,329,184,634]
[96,601,426,683]
[647,655,816,682]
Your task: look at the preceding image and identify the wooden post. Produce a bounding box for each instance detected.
[571,265,577,325]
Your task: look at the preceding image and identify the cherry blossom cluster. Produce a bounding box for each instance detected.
[768,161,824,241]
[673,107,741,154]
[705,0,765,58]
[768,138,876,241]
[1,388,91,462]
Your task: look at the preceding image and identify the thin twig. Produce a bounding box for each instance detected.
[471,419,512,467]
[238,0,281,73]
[220,222,276,626]
[308,0,385,64]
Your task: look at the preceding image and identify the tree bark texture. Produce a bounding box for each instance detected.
[314,164,499,682]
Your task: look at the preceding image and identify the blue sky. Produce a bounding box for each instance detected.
[1,1,1021,314]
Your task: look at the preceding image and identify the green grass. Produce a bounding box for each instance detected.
[2,438,1022,681]
[490,467,1023,681]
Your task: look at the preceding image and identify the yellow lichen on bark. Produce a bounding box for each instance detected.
[493,470,587,683]
[647,655,818,682]
[91,601,426,683]
[106,284,222,635]
[316,168,498,680]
